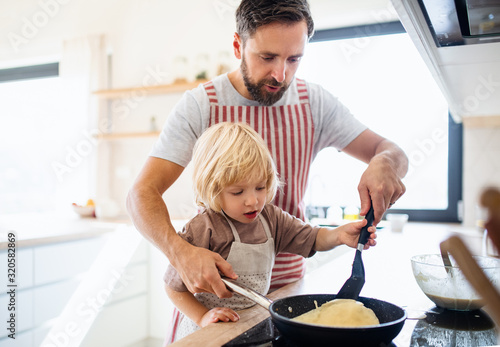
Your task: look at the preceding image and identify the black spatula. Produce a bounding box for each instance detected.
[336,204,375,300]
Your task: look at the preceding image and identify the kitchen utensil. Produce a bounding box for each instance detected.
[440,235,500,327]
[336,204,374,300]
[222,278,406,346]
[440,244,453,275]
[480,186,500,257]
[410,253,500,311]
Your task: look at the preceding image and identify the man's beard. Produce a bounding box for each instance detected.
[241,56,289,106]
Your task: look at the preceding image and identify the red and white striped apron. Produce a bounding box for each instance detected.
[204,78,314,290]
[165,79,315,345]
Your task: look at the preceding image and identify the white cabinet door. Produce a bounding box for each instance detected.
[33,278,81,326]
[80,295,148,347]
[0,248,33,288]
[34,237,107,285]
[0,288,34,338]
[0,330,33,347]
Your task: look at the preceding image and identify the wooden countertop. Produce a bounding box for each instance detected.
[171,222,490,346]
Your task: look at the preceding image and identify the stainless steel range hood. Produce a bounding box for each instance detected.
[420,0,500,47]
[391,0,500,121]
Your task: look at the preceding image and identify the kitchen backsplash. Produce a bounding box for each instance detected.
[463,126,500,227]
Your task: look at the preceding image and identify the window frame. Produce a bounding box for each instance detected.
[0,62,60,214]
[308,22,463,223]
[0,62,59,83]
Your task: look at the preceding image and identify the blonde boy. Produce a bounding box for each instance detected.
[164,122,376,342]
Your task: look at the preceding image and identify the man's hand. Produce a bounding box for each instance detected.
[171,238,238,298]
[341,130,408,225]
[358,154,406,224]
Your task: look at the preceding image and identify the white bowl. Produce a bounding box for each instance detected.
[411,254,500,311]
[72,204,96,218]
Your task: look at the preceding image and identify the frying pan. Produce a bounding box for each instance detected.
[223,278,406,346]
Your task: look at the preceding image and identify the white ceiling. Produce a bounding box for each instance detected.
[309,0,400,29]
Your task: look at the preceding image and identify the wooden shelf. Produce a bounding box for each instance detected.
[94,131,161,140]
[462,115,500,128]
[93,79,208,99]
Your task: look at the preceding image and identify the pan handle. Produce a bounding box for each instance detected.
[222,278,273,310]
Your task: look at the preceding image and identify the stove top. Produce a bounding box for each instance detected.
[222,307,498,347]
[222,317,397,347]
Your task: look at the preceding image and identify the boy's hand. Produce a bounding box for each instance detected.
[200,307,240,327]
[342,219,377,250]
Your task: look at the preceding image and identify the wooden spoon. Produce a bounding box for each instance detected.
[480,187,500,255]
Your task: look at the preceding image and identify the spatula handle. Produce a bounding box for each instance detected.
[358,205,374,247]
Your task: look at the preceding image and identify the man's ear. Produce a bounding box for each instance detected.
[233,32,242,60]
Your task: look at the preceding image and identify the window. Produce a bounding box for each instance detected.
[300,22,462,222]
[0,63,90,215]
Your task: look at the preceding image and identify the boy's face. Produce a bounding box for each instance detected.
[219,174,268,224]
[234,20,308,105]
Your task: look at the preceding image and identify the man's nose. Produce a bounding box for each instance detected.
[271,61,286,83]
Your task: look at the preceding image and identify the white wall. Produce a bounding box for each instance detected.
[1,0,400,218]
[463,127,500,226]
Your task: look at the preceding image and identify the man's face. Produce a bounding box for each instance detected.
[236,21,308,106]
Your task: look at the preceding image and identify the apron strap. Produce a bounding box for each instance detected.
[203,80,219,105]
[258,214,272,239]
[295,78,309,105]
[222,211,241,243]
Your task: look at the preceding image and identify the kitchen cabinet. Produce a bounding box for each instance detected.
[0,228,149,347]
[0,236,107,346]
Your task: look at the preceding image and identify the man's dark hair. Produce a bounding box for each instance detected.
[236,0,314,42]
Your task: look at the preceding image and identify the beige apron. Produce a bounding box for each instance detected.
[173,214,275,342]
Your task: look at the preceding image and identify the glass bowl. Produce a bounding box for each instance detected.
[410,254,500,311]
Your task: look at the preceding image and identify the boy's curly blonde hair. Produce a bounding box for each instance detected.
[192,122,280,212]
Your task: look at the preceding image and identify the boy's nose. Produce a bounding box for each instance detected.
[245,193,258,206]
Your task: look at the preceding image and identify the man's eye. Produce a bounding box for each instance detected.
[262,56,274,61]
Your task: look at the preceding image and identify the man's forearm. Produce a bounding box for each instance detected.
[373,140,409,178]
[126,184,180,258]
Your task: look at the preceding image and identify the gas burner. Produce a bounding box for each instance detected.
[222,317,398,347]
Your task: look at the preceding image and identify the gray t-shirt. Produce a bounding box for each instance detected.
[150,74,367,166]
